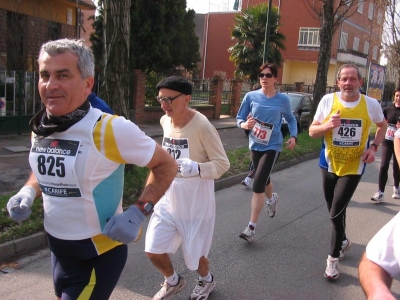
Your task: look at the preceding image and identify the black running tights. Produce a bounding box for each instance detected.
[321,169,362,258]
[378,143,400,192]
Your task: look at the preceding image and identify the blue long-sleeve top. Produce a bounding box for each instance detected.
[236,90,297,152]
[88,92,114,114]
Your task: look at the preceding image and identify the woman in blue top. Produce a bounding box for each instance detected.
[236,62,297,242]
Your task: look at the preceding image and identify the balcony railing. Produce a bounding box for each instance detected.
[337,48,368,59]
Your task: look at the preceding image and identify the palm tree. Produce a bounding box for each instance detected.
[228,3,285,81]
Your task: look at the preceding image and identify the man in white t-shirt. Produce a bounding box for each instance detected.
[359,128,400,299]
[6,38,177,300]
[309,64,387,280]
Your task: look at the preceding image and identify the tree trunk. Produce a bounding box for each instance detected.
[101,0,131,118]
[311,0,335,118]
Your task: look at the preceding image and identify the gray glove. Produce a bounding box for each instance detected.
[102,206,146,244]
[177,158,200,177]
[7,186,36,222]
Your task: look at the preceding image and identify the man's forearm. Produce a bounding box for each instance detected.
[24,172,41,198]
[394,137,400,164]
[309,122,328,138]
[359,253,395,300]
[139,163,176,205]
[372,123,387,146]
[138,144,177,205]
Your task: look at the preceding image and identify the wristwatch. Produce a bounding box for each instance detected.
[135,200,154,216]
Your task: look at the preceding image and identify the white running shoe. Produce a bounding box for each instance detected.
[239,226,255,242]
[190,275,216,300]
[324,255,339,280]
[339,239,351,260]
[371,191,384,202]
[152,275,186,300]
[392,187,400,199]
[266,193,279,218]
[241,176,251,188]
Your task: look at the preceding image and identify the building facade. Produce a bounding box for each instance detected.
[199,0,385,85]
[0,0,96,71]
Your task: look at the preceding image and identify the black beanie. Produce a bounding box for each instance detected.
[156,76,192,95]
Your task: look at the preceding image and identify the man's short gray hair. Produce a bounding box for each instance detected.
[337,64,362,80]
[38,38,94,79]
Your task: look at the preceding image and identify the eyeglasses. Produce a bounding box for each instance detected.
[156,93,183,104]
[259,73,274,78]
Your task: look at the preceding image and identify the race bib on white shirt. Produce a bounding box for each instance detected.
[162,137,190,160]
[385,124,396,141]
[250,121,274,145]
[162,137,190,175]
[31,138,81,197]
[332,118,362,147]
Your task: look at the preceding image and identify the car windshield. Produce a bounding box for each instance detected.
[287,94,302,110]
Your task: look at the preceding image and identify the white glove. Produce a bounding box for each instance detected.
[102,206,146,244]
[7,186,36,222]
[177,158,200,177]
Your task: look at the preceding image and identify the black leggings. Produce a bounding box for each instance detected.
[247,160,255,178]
[378,143,400,192]
[321,169,361,258]
[251,150,280,193]
[52,244,128,300]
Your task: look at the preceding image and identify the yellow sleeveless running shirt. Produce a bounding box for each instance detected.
[322,93,371,176]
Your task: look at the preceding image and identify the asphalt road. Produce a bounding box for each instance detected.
[1,155,400,299]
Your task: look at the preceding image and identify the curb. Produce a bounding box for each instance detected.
[0,151,320,269]
[0,232,49,270]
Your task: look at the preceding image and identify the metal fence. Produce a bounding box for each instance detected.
[144,78,234,106]
[0,71,42,116]
[190,79,212,104]
[0,71,357,117]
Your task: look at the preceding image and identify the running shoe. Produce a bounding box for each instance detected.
[392,187,400,199]
[190,275,216,300]
[241,176,251,188]
[371,191,384,202]
[239,226,255,242]
[152,275,186,300]
[266,193,279,218]
[324,255,339,280]
[339,239,351,260]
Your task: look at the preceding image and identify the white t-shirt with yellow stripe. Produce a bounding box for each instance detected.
[30,108,156,253]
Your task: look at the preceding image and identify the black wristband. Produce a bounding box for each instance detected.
[370,143,378,151]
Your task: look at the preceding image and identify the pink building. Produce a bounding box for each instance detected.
[198,0,385,85]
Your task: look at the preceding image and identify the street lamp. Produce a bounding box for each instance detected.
[233,0,240,11]
[234,0,273,63]
[263,0,273,63]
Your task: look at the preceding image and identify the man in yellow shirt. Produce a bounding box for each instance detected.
[309,64,387,280]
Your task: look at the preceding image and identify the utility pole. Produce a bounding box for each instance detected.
[263,0,273,63]
[233,0,239,11]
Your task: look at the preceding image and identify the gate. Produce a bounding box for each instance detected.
[0,71,41,135]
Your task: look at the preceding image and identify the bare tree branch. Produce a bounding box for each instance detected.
[303,0,367,116]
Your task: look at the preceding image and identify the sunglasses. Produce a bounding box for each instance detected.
[259,73,274,78]
[156,93,183,104]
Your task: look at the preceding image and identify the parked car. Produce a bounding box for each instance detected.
[281,92,313,137]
